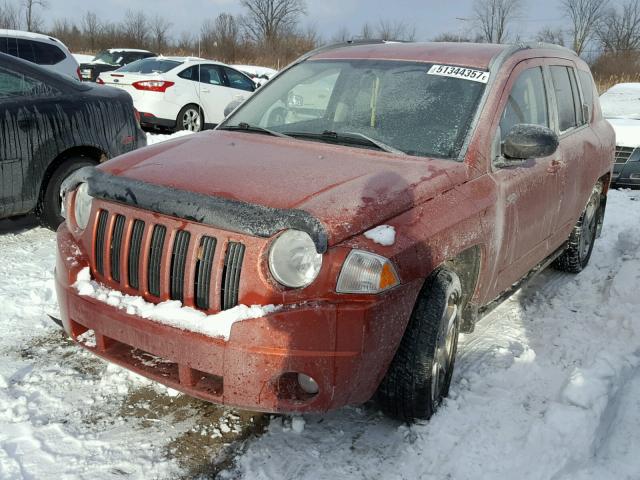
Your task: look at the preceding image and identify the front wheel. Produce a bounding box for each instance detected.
[377,269,462,422]
[37,157,96,230]
[553,183,604,273]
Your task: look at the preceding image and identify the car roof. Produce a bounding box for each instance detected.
[0,51,87,90]
[308,41,578,70]
[0,29,62,45]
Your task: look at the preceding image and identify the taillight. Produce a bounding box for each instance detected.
[96,77,104,85]
[76,67,82,81]
[133,108,141,126]
[132,80,175,92]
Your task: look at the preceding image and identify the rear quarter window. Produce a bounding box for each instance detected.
[578,70,595,122]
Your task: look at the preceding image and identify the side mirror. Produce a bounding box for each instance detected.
[502,124,559,160]
[224,99,243,118]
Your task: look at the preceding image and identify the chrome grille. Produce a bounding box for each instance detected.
[615,146,635,164]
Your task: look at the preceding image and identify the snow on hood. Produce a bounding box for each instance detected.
[100,130,469,247]
[600,83,640,120]
[606,118,640,148]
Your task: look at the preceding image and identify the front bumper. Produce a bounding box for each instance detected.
[55,225,419,413]
[612,161,640,188]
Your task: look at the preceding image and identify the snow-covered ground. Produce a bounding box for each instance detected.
[0,130,638,478]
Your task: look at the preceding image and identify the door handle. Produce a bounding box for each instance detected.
[547,159,563,174]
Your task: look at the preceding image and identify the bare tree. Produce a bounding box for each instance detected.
[81,12,101,51]
[536,26,565,46]
[22,0,47,31]
[360,22,375,39]
[597,1,640,53]
[122,10,149,47]
[240,0,307,45]
[331,26,351,43]
[432,32,475,42]
[0,1,21,29]
[473,0,522,43]
[377,19,416,41]
[150,15,172,53]
[561,0,608,55]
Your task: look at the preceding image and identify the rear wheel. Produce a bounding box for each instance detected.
[37,157,96,230]
[553,183,604,273]
[177,104,204,132]
[377,268,462,422]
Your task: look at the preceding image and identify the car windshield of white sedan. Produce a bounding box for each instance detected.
[117,58,182,74]
[222,60,487,159]
[92,51,123,65]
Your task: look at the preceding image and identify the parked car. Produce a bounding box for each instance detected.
[79,48,156,82]
[97,57,257,131]
[0,29,80,80]
[600,83,640,187]
[231,64,277,86]
[56,41,614,422]
[0,52,146,229]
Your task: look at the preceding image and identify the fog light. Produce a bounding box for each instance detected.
[297,373,319,394]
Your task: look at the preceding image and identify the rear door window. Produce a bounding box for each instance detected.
[0,66,59,99]
[223,67,255,92]
[499,67,549,141]
[550,66,579,132]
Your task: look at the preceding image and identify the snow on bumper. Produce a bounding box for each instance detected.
[55,225,420,413]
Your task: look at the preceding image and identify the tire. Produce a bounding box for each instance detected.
[553,184,604,273]
[377,269,462,422]
[37,157,96,230]
[177,104,204,132]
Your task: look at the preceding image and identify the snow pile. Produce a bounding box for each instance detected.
[363,225,396,246]
[73,267,278,341]
[224,189,640,480]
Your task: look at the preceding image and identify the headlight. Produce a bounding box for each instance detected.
[73,182,92,230]
[336,250,400,294]
[268,230,322,288]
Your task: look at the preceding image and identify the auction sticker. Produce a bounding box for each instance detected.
[427,64,490,83]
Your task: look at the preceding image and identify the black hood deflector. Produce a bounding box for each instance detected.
[63,166,329,253]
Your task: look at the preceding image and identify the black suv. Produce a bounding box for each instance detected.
[0,53,147,228]
[79,49,156,82]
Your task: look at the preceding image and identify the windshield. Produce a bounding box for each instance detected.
[222,59,487,159]
[117,58,182,74]
[92,51,123,65]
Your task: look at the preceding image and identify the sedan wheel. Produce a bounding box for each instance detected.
[179,106,203,132]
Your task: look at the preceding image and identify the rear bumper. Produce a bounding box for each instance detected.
[139,112,176,130]
[55,225,419,413]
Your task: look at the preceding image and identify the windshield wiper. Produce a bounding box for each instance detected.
[219,122,291,138]
[285,130,405,155]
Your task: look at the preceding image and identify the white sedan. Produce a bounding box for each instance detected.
[97,56,257,131]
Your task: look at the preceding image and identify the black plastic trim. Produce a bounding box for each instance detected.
[63,167,328,253]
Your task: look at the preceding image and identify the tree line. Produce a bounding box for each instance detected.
[1,0,640,74]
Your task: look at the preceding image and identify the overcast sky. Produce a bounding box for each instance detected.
[46,0,573,43]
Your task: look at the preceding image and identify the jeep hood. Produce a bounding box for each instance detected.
[99,130,470,246]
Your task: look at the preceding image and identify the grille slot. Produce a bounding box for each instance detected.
[147,225,167,297]
[128,220,145,289]
[110,215,126,282]
[94,210,109,275]
[615,146,635,164]
[221,242,245,310]
[194,236,217,310]
[170,230,191,301]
